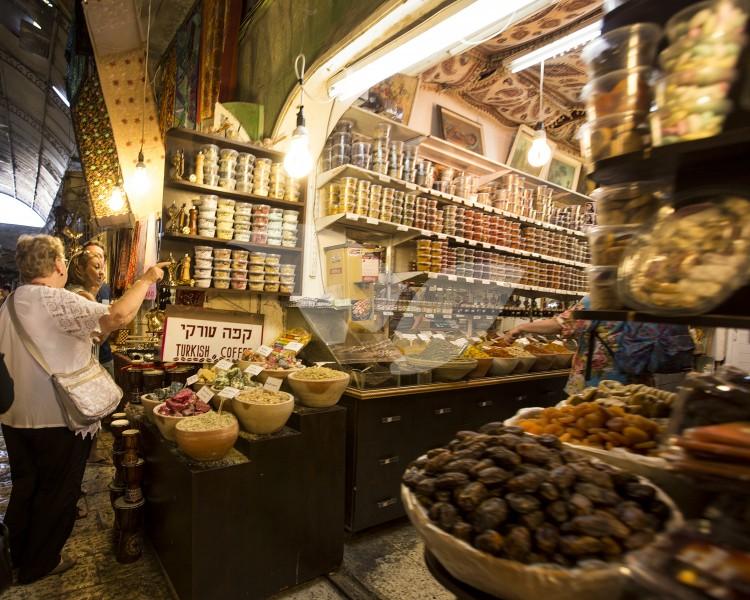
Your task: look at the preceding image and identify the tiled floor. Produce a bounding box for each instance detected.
[0,430,452,600]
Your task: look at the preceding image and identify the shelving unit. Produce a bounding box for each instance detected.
[161,127,307,297]
[176,286,291,298]
[573,310,750,330]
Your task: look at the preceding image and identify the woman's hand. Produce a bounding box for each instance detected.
[141,262,170,285]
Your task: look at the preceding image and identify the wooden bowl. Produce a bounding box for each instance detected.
[488,357,520,376]
[255,367,300,384]
[140,393,161,423]
[233,391,294,434]
[152,403,189,441]
[466,358,493,379]
[529,353,556,372]
[433,359,478,382]
[512,355,537,374]
[287,370,351,407]
[174,413,239,461]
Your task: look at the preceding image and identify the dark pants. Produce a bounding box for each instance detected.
[2,424,92,583]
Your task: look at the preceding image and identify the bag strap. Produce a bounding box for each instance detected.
[6,293,53,375]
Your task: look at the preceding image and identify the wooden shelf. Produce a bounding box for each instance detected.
[342,105,425,143]
[166,127,283,159]
[317,212,588,268]
[163,232,302,253]
[176,286,291,297]
[385,271,584,298]
[317,164,587,238]
[165,179,304,210]
[572,310,750,330]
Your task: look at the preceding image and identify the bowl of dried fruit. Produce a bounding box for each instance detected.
[401,423,682,600]
[175,411,239,461]
[287,367,351,407]
[232,388,294,434]
[152,389,211,441]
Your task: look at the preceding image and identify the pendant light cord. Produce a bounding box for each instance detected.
[140,0,152,155]
[294,54,306,105]
[538,60,544,121]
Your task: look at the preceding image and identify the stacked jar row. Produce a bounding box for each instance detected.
[413,241,587,290]
[194,195,299,246]
[196,145,300,201]
[193,246,296,293]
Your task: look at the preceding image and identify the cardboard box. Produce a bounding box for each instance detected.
[324,243,383,300]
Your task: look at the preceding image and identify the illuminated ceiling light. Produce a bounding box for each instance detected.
[526,61,551,168]
[31,20,42,29]
[52,85,70,107]
[108,187,125,212]
[127,149,150,195]
[510,20,601,73]
[42,0,53,6]
[284,54,312,179]
[328,0,553,100]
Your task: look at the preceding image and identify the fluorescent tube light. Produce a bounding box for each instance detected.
[328,0,552,100]
[52,86,70,107]
[509,20,602,73]
[31,20,42,29]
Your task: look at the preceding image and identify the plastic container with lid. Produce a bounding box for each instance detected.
[587,266,623,309]
[264,282,280,292]
[194,257,212,269]
[234,213,252,224]
[198,227,216,238]
[194,278,211,288]
[249,281,265,291]
[194,246,213,259]
[581,23,662,78]
[651,98,733,146]
[194,267,212,279]
[230,278,248,290]
[213,258,230,270]
[582,67,654,122]
[659,33,746,75]
[213,277,231,289]
[590,181,670,225]
[280,264,296,275]
[279,284,294,295]
[587,224,641,265]
[618,195,750,315]
[579,111,650,163]
[265,254,281,265]
[666,0,750,43]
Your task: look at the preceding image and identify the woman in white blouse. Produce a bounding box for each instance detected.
[0,234,166,583]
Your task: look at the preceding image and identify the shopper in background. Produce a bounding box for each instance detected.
[503,296,694,395]
[82,240,114,376]
[0,234,166,583]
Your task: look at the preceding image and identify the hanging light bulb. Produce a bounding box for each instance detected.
[284,106,313,179]
[526,60,552,168]
[128,149,150,195]
[284,54,313,179]
[108,186,125,212]
[527,122,552,167]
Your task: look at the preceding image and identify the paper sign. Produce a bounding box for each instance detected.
[433,333,446,340]
[447,275,457,281]
[403,334,417,340]
[421,230,430,237]
[516,337,531,347]
[264,377,283,391]
[452,338,469,347]
[468,240,477,246]
[404,312,414,317]
[244,364,264,376]
[214,358,233,371]
[186,374,199,386]
[218,386,240,399]
[425,313,435,319]
[466,277,475,283]
[366,217,378,225]
[383,310,394,316]
[455,237,465,243]
[257,345,273,357]
[284,341,304,353]
[418,333,432,341]
[397,225,409,231]
[197,386,215,402]
[405,183,417,190]
[437,233,447,240]
[471,337,482,343]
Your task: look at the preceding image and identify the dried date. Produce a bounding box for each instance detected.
[617,503,649,530]
[549,466,576,489]
[516,442,553,465]
[495,433,523,448]
[568,493,594,516]
[506,471,546,494]
[575,483,620,506]
[624,482,656,504]
[425,452,453,473]
[539,482,560,502]
[535,522,560,554]
[469,458,495,478]
[546,500,569,523]
[572,464,614,489]
[484,446,522,469]
[471,498,508,531]
[560,535,603,556]
[506,493,541,514]
[454,482,488,513]
[478,422,506,435]
[504,526,532,562]
[520,510,545,529]
[475,530,504,555]
[477,467,512,487]
[435,472,470,490]
[429,502,459,531]
[402,468,422,489]
[537,434,563,449]
[416,477,437,497]
[452,520,473,543]
[443,459,479,474]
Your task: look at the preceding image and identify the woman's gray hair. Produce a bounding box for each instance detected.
[15,234,65,282]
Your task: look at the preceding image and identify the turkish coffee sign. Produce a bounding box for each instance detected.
[161,306,264,363]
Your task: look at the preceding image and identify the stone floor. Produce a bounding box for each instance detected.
[0,430,453,600]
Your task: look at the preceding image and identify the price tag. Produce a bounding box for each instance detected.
[418,332,432,341]
[482,279,491,285]
[433,333,446,340]
[284,341,304,353]
[366,217,378,225]
[471,336,482,343]
[218,386,240,399]
[244,364,264,376]
[455,236,466,243]
[214,358,233,371]
[425,313,435,319]
[466,277,475,283]
[397,225,409,232]
[437,233,447,240]
[257,345,273,357]
[264,377,283,391]
[186,374,199,386]
[452,338,469,347]
[468,240,477,246]
[403,334,417,341]
[403,312,414,317]
[197,386,215,402]
[447,275,457,281]
[405,182,417,190]
[379,174,390,183]
[481,243,491,249]
[383,310,394,316]
[421,230,431,237]
[516,337,531,347]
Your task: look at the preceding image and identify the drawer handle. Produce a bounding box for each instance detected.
[478,400,493,407]
[379,455,400,466]
[515,395,527,402]
[381,415,402,423]
[435,407,452,415]
[377,497,397,509]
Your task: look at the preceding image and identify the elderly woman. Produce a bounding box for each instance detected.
[0,234,166,583]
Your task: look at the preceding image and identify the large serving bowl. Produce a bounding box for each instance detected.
[529,353,556,372]
[287,370,350,407]
[512,355,537,374]
[550,352,575,369]
[174,413,239,461]
[140,393,161,423]
[255,367,300,384]
[466,357,493,379]
[233,391,294,434]
[406,357,477,382]
[210,390,235,414]
[487,357,520,376]
[152,402,190,441]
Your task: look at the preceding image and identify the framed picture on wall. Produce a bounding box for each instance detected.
[506,124,556,178]
[438,106,485,154]
[363,74,420,124]
[547,149,582,191]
